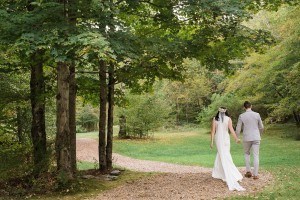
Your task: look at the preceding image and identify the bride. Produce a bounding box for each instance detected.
[210,107,245,191]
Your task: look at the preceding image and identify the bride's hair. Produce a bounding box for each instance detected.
[214,107,230,121]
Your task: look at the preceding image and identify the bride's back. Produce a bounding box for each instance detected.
[215,116,230,134]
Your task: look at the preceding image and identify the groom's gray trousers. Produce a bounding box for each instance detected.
[243,140,260,176]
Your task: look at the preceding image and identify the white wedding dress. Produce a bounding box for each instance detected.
[212,116,245,191]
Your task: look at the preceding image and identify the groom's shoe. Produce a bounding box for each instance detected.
[253,176,259,180]
[245,172,252,178]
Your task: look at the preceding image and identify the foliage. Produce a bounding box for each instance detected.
[198,93,244,128]
[0,72,31,136]
[224,6,300,126]
[163,58,218,124]
[45,99,57,137]
[119,88,173,138]
[77,104,99,133]
[0,131,32,181]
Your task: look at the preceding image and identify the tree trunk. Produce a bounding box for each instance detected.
[185,102,189,123]
[30,53,47,176]
[176,97,180,125]
[16,106,23,143]
[293,111,300,127]
[106,64,114,171]
[56,62,73,180]
[118,115,127,138]
[99,60,107,173]
[69,62,77,173]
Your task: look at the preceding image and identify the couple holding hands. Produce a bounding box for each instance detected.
[210,101,264,191]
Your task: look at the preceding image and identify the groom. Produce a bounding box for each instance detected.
[236,101,264,180]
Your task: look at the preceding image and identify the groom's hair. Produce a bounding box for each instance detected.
[244,101,252,109]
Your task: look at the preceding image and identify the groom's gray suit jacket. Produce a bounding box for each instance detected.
[236,110,264,141]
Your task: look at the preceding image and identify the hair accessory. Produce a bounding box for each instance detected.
[218,107,227,113]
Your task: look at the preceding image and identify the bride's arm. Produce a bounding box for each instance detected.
[228,118,240,143]
[210,118,216,148]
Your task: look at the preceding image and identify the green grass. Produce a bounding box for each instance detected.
[78,123,300,199]
[77,124,300,168]
[113,128,218,167]
[76,126,119,139]
[111,125,300,168]
[77,161,97,170]
[77,131,99,139]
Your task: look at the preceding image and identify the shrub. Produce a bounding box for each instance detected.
[77,105,98,132]
[121,92,173,138]
[198,93,244,128]
[0,132,32,181]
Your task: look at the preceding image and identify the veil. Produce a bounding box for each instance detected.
[218,107,227,122]
[219,112,225,122]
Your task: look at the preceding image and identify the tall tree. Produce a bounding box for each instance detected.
[0,1,50,176]
[56,62,72,179]
[55,0,80,179]
[25,5,47,173]
[69,61,77,173]
[68,0,78,174]
[98,60,107,173]
[30,51,47,176]
[106,63,115,170]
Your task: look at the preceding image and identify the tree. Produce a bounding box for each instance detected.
[118,114,127,138]
[225,6,300,128]
[164,58,215,124]
[106,63,115,170]
[98,60,108,172]
[77,104,98,132]
[30,51,47,176]
[0,2,52,176]
[119,88,173,138]
[198,93,244,128]
[56,62,72,179]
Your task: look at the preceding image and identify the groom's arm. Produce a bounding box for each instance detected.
[236,115,243,137]
[258,113,264,134]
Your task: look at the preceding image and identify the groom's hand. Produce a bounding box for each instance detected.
[210,143,214,149]
[235,138,241,144]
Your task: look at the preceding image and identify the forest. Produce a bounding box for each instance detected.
[0,0,299,199]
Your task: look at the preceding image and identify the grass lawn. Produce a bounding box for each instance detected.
[108,125,299,168]
[77,131,99,139]
[77,161,98,170]
[77,126,120,140]
[78,123,300,199]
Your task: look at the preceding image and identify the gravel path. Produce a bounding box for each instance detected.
[77,138,273,200]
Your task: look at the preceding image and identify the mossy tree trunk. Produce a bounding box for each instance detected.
[106,63,114,171]
[99,60,107,173]
[56,62,73,180]
[69,62,77,173]
[30,52,47,176]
